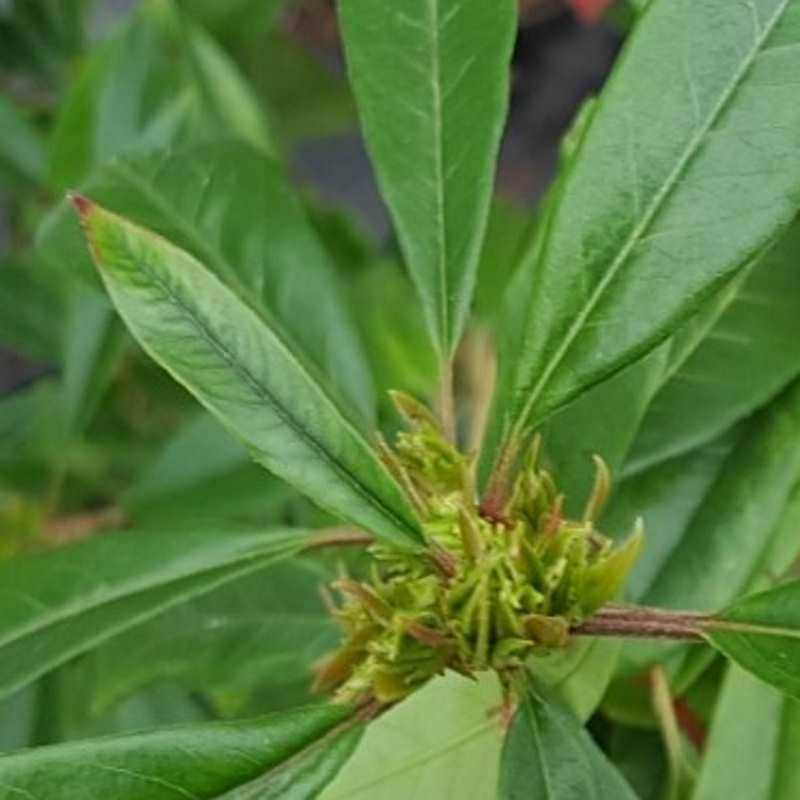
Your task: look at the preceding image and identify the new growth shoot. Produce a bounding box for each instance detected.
[315,392,644,704]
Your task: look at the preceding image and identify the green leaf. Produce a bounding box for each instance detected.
[602,433,736,602]
[41,142,375,420]
[541,348,669,516]
[179,0,289,40]
[705,581,800,701]
[693,666,800,800]
[530,638,622,723]
[489,0,800,465]
[255,30,357,142]
[0,705,362,799]
[499,682,638,800]
[33,674,210,747]
[757,479,800,582]
[73,558,337,718]
[181,18,275,155]
[644,379,800,613]
[605,727,669,800]
[350,262,438,409]
[626,218,800,474]
[0,524,312,701]
[0,258,63,360]
[535,240,747,512]
[0,687,37,754]
[531,203,800,508]
[0,0,85,83]
[74,198,422,548]
[474,200,535,323]
[320,673,504,799]
[0,381,63,477]
[339,0,517,356]
[60,286,126,437]
[125,412,290,525]
[614,383,800,674]
[0,94,46,188]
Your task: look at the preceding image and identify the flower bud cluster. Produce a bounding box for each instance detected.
[315,393,643,704]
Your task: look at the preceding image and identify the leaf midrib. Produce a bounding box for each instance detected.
[120,232,420,544]
[510,0,791,439]
[425,0,449,354]
[708,619,800,640]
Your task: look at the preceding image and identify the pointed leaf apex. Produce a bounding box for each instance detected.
[67,191,94,218]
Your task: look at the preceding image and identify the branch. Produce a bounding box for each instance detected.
[572,605,709,641]
[308,527,374,551]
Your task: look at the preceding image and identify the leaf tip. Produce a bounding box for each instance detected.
[67,190,94,219]
[67,192,107,267]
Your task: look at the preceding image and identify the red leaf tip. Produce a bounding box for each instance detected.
[67,191,93,218]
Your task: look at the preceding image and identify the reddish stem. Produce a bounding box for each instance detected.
[572,605,709,641]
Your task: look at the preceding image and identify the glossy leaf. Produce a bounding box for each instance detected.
[320,673,504,799]
[339,0,517,355]
[74,199,422,548]
[0,524,312,701]
[490,0,800,467]
[0,705,362,799]
[693,666,800,800]
[41,142,374,420]
[537,240,750,511]
[534,206,800,506]
[706,581,800,701]
[627,218,800,474]
[499,682,637,800]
